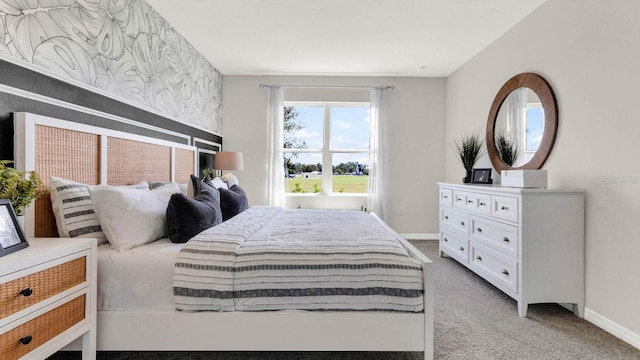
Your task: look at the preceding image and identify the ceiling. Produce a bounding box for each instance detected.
[145,0,547,77]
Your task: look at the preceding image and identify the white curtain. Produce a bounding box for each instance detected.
[368,87,389,222]
[266,86,285,207]
[507,88,527,164]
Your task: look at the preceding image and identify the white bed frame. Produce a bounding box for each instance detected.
[15,112,434,360]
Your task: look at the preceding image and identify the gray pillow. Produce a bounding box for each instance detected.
[219,184,249,221]
[165,176,222,243]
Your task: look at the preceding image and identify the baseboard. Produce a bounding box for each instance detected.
[584,307,640,350]
[400,233,439,240]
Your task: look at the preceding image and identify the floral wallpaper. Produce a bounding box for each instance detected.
[0,0,222,134]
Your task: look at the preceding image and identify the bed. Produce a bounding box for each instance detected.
[14,112,434,359]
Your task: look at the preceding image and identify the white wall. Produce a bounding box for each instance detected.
[223,76,446,235]
[446,0,640,341]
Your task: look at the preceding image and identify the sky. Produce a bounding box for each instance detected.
[285,105,371,167]
[526,107,544,151]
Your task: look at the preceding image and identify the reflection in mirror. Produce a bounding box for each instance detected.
[494,88,544,167]
[486,73,557,173]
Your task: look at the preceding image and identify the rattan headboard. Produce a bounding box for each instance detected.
[14,112,197,238]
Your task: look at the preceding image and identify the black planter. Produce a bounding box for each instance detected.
[463,169,472,183]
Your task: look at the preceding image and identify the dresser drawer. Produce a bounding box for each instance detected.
[440,231,469,265]
[439,188,453,207]
[492,195,519,223]
[440,207,469,236]
[453,191,491,216]
[470,244,518,294]
[0,294,86,359]
[0,256,86,320]
[470,216,519,258]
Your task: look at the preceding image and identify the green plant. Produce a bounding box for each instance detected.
[312,183,321,193]
[0,160,46,216]
[291,182,306,193]
[201,168,217,179]
[453,133,486,182]
[496,132,520,166]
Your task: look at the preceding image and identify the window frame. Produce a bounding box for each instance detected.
[284,101,371,195]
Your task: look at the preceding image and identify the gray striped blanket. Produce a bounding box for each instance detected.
[173,206,424,312]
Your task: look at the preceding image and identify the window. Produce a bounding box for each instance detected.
[283,102,370,194]
[523,103,544,163]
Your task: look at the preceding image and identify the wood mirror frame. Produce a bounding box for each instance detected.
[486,72,558,173]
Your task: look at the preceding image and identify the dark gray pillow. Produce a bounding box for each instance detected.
[219,184,249,221]
[165,177,222,243]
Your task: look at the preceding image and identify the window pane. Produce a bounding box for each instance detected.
[284,152,323,193]
[330,106,370,150]
[332,152,369,193]
[284,106,324,150]
[525,107,544,151]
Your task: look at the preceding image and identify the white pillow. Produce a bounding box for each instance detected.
[89,183,180,250]
[150,181,187,194]
[49,178,149,245]
[220,173,239,188]
[210,177,228,190]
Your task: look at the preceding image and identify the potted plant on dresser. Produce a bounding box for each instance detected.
[453,132,486,183]
[0,160,46,229]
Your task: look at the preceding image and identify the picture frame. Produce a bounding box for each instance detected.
[471,168,493,184]
[0,199,29,256]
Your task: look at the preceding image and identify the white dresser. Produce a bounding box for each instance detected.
[437,182,585,317]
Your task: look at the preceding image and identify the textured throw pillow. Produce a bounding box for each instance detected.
[49,177,150,245]
[166,189,222,243]
[218,184,249,221]
[89,183,180,250]
[49,176,106,243]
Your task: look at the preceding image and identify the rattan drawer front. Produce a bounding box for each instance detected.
[0,257,86,319]
[0,294,85,359]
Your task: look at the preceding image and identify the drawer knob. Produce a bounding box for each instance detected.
[476,255,482,261]
[444,238,448,242]
[19,335,33,345]
[467,200,473,204]
[19,288,33,297]
[503,237,510,243]
[459,246,464,251]
[460,221,465,226]
[443,195,449,199]
[476,228,482,233]
[501,206,509,210]
[479,202,486,206]
[456,198,462,202]
[501,269,509,276]
[444,215,449,220]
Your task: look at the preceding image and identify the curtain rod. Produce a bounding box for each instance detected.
[259,84,395,90]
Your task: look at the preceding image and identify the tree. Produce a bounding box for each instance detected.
[284,106,307,150]
[283,106,308,175]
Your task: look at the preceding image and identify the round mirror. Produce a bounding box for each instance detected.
[486,73,558,172]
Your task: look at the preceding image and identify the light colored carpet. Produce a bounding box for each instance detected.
[49,241,640,360]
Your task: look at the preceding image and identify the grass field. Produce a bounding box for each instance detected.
[286,175,368,193]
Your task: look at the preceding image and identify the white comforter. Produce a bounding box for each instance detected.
[173,206,425,312]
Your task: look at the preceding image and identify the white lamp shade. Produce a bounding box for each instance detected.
[215,151,244,171]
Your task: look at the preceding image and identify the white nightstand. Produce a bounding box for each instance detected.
[0,238,97,359]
